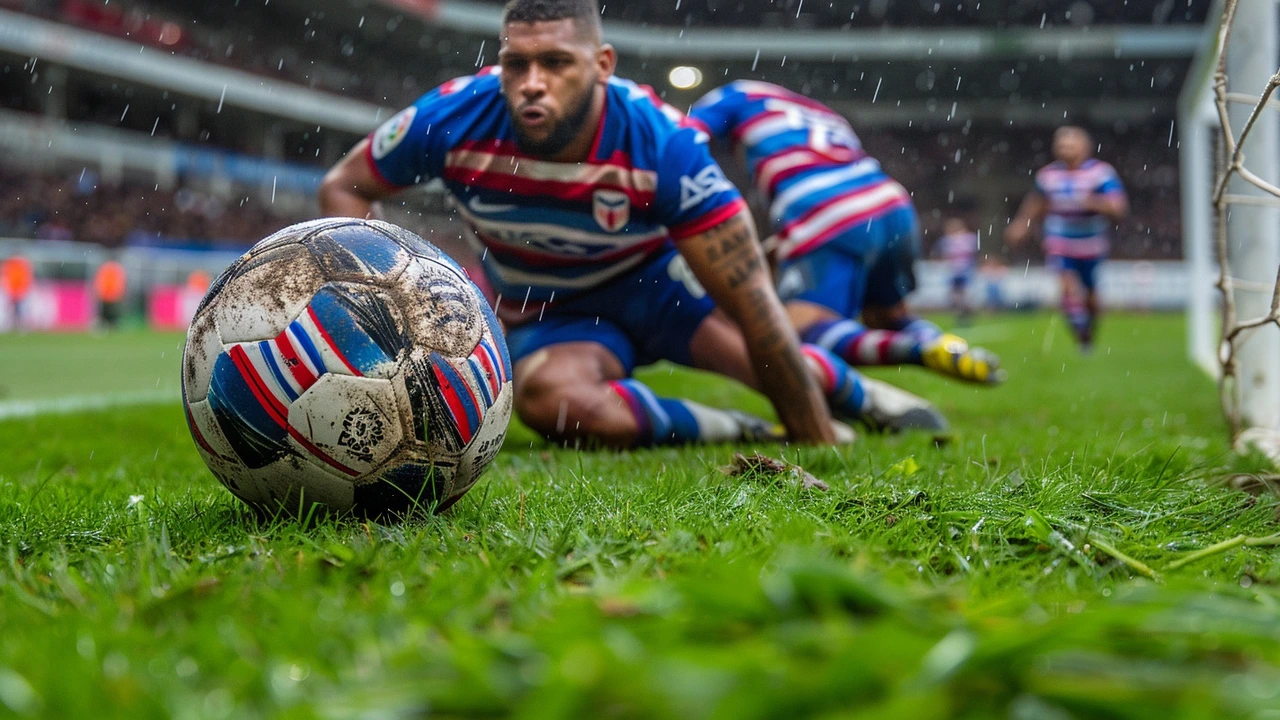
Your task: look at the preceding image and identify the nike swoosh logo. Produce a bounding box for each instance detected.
[467,196,518,213]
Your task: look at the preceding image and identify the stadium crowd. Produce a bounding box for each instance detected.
[0,120,1182,259]
[3,0,434,105]
[0,166,309,248]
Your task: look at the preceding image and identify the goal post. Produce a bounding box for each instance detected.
[1181,0,1280,446]
[1180,12,1220,378]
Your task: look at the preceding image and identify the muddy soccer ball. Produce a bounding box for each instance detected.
[181,218,512,516]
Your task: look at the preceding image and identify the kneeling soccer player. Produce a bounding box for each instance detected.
[689,81,1003,385]
[319,0,945,448]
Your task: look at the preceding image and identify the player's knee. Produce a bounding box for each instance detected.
[517,381,622,443]
[512,374,600,443]
[513,371,568,432]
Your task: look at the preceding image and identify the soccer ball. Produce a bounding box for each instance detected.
[181,218,512,517]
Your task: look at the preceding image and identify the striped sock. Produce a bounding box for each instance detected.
[608,379,749,446]
[803,319,924,365]
[898,318,943,344]
[1064,298,1090,341]
[801,344,868,420]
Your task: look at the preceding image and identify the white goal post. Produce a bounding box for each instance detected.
[1181,0,1280,443]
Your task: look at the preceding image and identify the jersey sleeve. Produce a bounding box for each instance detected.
[1096,163,1127,197]
[656,126,748,241]
[365,76,482,188]
[687,85,739,142]
[1032,168,1050,197]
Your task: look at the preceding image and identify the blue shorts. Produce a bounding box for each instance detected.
[775,204,920,318]
[950,271,974,291]
[1050,255,1104,291]
[504,248,715,374]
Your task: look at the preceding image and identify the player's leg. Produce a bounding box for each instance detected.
[508,303,783,448]
[688,307,946,433]
[783,211,1002,384]
[779,246,925,367]
[862,210,1003,382]
[952,273,973,326]
[511,339,638,446]
[658,250,941,434]
[1057,257,1091,349]
[1078,257,1102,350]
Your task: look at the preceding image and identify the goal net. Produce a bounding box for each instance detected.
[1182,0,1280,457]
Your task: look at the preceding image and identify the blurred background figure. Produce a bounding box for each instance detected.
[979,257,1009,313]
[936,215,979,326]
[1,255,34,330]
[93,259,127,329]
[1006,126,1129,353]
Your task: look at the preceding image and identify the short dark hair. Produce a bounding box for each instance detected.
[502,0,602,38]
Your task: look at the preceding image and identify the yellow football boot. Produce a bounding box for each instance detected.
[920,333,1006,385]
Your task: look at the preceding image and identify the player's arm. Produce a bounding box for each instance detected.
[1084,193,1128,222]
[318,138,395,219]
[678,208,837,444]
[1084,172,1129,223]
[1005,191,1047,246]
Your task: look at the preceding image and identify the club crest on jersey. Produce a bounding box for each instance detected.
[372,106,417,160]
[592,190,630,232]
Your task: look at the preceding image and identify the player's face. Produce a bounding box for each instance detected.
[499,19,616,158]
[1053,130,1089,165]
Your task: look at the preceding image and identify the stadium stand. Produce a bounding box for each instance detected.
[0,166,310,248]
[0,0,1207,324]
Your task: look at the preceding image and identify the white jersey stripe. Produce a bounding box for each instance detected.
[740,114,802,146]
[756,150,825,197]
[770,157,881,221]
[445,149,659,193]
[488,252,650,292]
[456,205,668,252]
[783,183,909,245]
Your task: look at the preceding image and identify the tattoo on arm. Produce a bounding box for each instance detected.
[699,218,764,290]
[678,210,834,443]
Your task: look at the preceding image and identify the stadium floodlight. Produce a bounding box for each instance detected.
[668,66,703,90]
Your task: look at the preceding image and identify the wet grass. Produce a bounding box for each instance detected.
[1,313,1279,718]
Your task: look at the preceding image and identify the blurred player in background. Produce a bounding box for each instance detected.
[979,256,1009,312]
[1006,126,1128,352]
[689,81,1003,386]
[1,255,33,329]
[93,259,127,329]
[319,0,947,449]
[937,215,979,325]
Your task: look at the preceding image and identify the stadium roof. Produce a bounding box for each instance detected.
[2,0,1216,128]
[279,0,1213,122]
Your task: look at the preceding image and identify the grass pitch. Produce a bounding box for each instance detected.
[1,313,1280,719]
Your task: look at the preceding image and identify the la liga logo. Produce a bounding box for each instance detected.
[372,107,417,160]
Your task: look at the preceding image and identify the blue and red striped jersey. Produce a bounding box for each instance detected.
[365,69,745,323]
[1033,158,1126,259]
[688,80,910,260]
